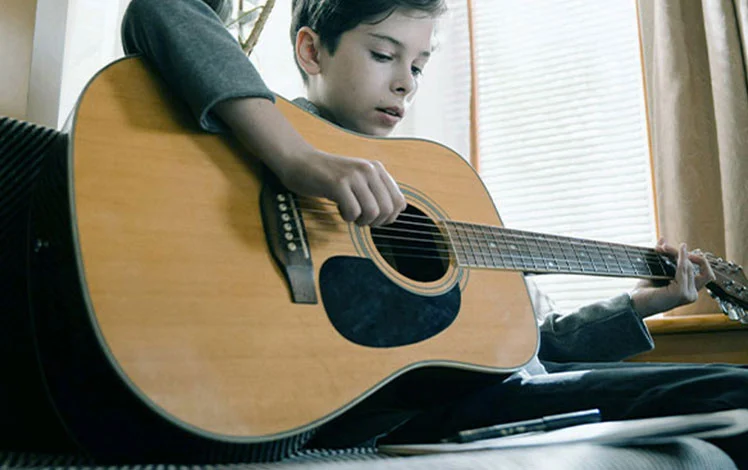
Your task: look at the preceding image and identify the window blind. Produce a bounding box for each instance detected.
[472,0,657,312]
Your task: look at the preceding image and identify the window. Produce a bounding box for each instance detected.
[251,0,656,313]
[473,0,657,312]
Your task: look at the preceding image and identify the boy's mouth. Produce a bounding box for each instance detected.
[377,107,404,118]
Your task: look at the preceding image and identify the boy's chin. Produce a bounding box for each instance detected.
[359,124,397,138]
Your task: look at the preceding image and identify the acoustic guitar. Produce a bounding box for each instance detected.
[26,56,748,463]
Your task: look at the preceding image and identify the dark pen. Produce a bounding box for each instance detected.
[445,408,602,443]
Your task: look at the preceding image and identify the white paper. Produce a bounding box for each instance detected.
[378,408,748,456]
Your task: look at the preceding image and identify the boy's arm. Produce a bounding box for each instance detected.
[534,240,715,363]
[536,293,655,363]
[122,0,275,133]
[121,0,405,226]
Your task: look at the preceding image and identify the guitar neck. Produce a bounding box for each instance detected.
[443,221,675,280]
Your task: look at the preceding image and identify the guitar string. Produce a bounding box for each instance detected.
[292,205,668,266]
[295,208,668,271]
[295,204,665,261]
[272,209,671,276]
[297,215,664,265]
[294,200,666,257]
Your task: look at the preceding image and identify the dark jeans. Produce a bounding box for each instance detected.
[310,362,748,467]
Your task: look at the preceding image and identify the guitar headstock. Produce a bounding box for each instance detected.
[704,253,748,323]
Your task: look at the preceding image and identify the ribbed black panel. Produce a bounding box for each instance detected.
[0,117,74,452]
[27,124,313,464]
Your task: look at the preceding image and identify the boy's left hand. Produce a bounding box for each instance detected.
[630,238,716,318]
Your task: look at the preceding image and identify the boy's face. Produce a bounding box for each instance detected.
[303,9,436,136]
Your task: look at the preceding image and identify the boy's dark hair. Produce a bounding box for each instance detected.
[290,0,447,84]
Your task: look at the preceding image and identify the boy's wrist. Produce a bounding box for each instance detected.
[629,288,668,319]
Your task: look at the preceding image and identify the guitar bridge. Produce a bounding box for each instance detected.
[259,171,317,304]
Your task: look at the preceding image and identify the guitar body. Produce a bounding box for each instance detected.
[28,57,538,462]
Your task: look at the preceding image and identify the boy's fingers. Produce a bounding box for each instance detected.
[658,240,678,256]
[377,166,406,225]
[687,261,697,293]
[335,186,361,222]
[674,243,689,284]
[367,175,394,226]
[689,252,716,289]
[678,244,697,294]
[351,178,380,226]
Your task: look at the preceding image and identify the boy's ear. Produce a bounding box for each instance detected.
[295,26,323,77]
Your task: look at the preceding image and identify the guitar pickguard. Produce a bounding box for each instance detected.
[319,256,461,348]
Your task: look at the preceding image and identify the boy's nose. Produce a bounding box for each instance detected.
[392,75,416,96]
[392,69,416,96]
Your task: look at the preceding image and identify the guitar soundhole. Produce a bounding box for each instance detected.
[371,205,450,282]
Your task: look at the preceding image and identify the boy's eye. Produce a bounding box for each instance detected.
[411,66,423,77]
[371,51,393,62]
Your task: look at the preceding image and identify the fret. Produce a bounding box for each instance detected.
[578,245,595,273]
[648,251,669,277]
[463,225,479,267]
[592,241,616,273]
[539,233,562,271]
[629,249,652,276]
[459,224,473,266]
[587,242,605,274]
[479,224,493,268]
[481,225,500,269]
[457,224,469,265]
[515,231,539,271]
[535,233,549,269]
[497,230,522,270]
[484,227,500,268]
[559,236,577,271]
[557,235,582,273]
[534,232,551,271]
[466,224,484,268]
[619,246,639,275]
[527,235,544,270]
[496,230,519,269]
[548,235,572,271]
[471,224,487,268]
[595,241,611,273]
[605,243,627,275]
[599,242,629,276]
[444,222,463,266]
[489,229,511,269]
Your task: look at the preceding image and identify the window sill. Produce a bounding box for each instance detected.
[628,313,748,364]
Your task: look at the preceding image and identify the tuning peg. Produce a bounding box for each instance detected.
[739,308,748,324]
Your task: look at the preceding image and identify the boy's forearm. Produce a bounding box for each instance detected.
[630,290,660,319]
[213,97,313,181]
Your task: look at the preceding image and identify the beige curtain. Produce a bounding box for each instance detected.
[639,0,748,316]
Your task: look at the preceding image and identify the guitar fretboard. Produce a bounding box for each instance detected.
[442,221,674,279]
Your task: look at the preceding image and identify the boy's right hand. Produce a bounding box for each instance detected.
[214,97,405,226]
[279,149,407,227]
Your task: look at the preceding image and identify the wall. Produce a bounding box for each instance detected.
[1,0,130,128]
[0,0,38,120]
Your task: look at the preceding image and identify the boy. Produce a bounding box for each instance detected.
[122,0,747,463]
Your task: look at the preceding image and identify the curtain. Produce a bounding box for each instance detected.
[639,0,748,316]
